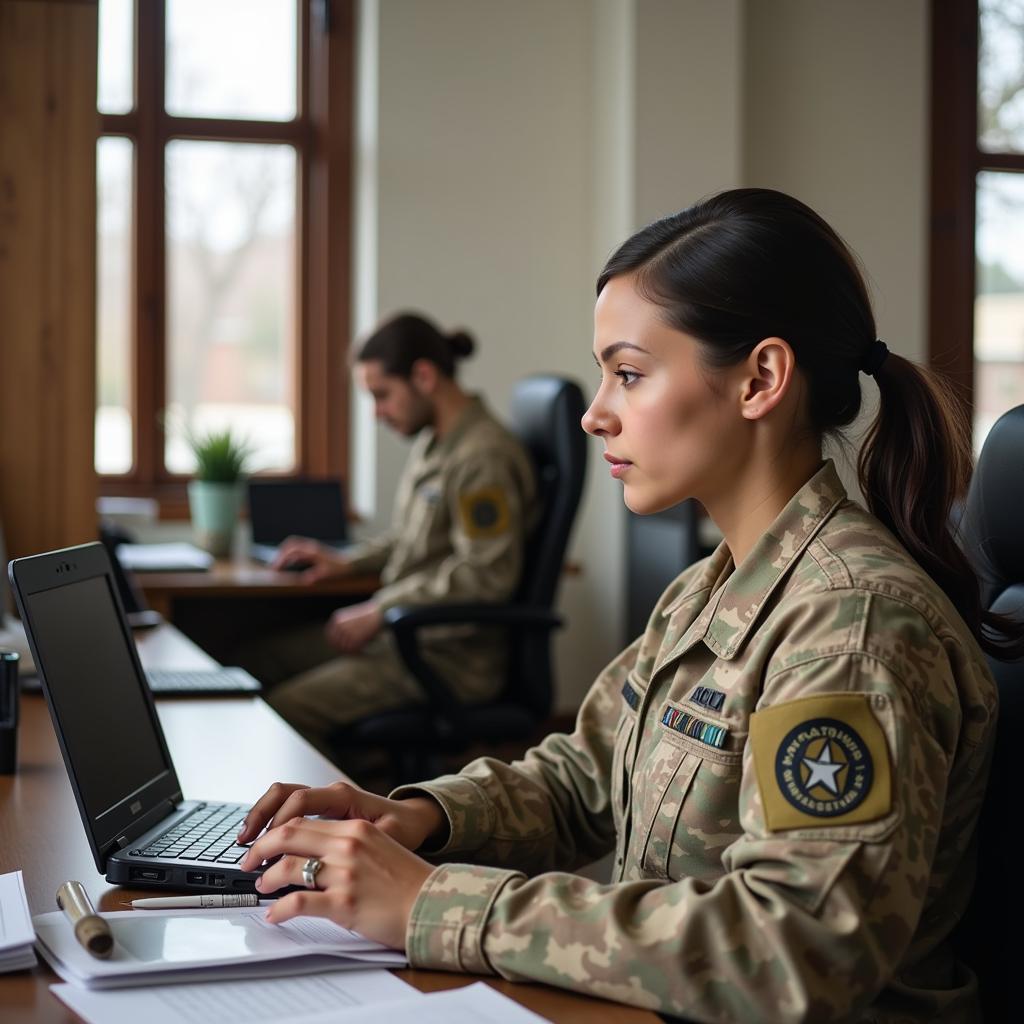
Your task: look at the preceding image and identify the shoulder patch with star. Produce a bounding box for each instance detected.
[749,693,893,831]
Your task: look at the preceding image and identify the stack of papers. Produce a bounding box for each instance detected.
[53,979,551,1024]
[33,905,405,989]
[35,901,556,1022]
[0,870,37,972]
[116,543,214,572]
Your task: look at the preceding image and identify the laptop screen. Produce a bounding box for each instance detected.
[248,479,348,546]
[25,574,170,825]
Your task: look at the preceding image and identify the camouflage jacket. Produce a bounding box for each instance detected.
[393,460,996,1023]
[345,396,537,701]
[345,395,536,608]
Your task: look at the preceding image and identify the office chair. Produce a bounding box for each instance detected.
[953,403,1024,1020]
[338,375,588,782]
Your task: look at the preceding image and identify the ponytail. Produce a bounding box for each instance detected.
[859,356,1024,659]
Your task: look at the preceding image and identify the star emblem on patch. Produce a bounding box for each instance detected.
[774,717,874,818]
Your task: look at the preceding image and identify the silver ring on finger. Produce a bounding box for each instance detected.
[301,856,324,889]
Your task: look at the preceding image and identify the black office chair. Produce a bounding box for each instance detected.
[338,375,588,782]
[953,403,1024,1020]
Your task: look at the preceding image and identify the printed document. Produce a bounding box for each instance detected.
[51,969,418,1024]
[53,979,552,1024]
[34,906,405,989]
[0,870,37,972]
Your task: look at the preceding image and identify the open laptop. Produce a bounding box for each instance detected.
[8,542,262,891]
[0,522,35,675]
[248,478,349,566]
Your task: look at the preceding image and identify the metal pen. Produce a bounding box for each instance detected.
[56,880,113,959]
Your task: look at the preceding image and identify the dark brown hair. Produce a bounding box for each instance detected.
[598,187,1024,658]
[356,312,475,379]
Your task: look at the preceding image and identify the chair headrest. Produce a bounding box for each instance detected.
[963,404,1024,604]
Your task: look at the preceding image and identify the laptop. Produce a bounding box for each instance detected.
[248,478,349,566]
[99,529,261,697]
[8,542,262,891]
[0,522,35,675]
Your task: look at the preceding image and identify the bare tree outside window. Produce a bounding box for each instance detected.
[94,0,352,513]
[974,1,1024,450]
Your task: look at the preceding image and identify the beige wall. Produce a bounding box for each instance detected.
[354,0,930,711]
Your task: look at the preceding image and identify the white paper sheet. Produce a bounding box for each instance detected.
[34,906,405,988]
[51,969,418,1024]
[54,979,550,1024]
[0,870,37,971]
[116,543,213,572]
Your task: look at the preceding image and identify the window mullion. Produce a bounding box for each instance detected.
[134,0,167,485]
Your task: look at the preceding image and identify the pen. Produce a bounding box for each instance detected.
[130,893,260,909]
[56,880,113,959]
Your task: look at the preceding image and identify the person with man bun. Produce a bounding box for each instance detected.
[260,312,537,758]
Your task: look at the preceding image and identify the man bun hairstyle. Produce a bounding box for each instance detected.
[598,187,1024,659]
[356,312,475,379]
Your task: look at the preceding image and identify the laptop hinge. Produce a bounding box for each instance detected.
[114,834,131,850]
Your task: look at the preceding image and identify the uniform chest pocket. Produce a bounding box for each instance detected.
[405,483,445,552]
[638,716,745,882]
[610,675,643,834]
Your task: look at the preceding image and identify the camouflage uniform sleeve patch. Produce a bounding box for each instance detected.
[458,487,511,539]
[749,693,892,831]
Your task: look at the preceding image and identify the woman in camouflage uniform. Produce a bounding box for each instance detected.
[238,190,1015,1023]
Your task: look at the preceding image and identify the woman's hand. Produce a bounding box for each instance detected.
[243,817,434,948]
[236,780,447,852]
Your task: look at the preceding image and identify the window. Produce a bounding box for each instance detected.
[96,0,353,513]
[930,0,1024,451]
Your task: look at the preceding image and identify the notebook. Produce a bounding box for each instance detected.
[7,542,263,892]
[248,478,349,565]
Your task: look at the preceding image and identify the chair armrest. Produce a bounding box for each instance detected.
[383,603,562,631]
[382,603,562,721]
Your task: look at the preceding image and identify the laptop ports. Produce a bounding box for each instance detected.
[186,872,206,885]
[129,868,166,882]
[210,874,226,887]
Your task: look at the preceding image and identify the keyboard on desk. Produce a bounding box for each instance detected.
[144,666,262,696]
[132,804,251,864]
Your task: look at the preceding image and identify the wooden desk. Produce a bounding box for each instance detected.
[137,560,378,618]
[136,562,378,666]
[0,626,656,1023]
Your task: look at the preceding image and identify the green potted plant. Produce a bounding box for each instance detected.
[185,426,252,557]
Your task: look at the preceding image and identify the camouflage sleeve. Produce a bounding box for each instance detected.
[392,639,641,874]
[372,452,530,611]
[405,634,957,1020]
[342,533,396,575]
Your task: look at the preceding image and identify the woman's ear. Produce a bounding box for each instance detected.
[739,337,796,420]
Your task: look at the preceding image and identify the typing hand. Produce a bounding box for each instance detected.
[323,601,383,654]
[236,780,447,853]
[271,537,350,582]
[244,817,434,947]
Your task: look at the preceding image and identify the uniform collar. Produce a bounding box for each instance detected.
[658,460,847,666]
[421,395,487,461]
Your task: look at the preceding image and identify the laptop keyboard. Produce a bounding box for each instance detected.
[145,668,262,694]
[132,804,250,864]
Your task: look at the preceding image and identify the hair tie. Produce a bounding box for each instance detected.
[860,339,889,377]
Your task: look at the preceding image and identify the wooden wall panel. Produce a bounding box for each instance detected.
[0,1,98,560]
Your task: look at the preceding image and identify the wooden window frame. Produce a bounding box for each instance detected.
[929,0,1024,402]
[97,0,353,518]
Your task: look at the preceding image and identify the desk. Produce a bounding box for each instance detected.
[137,559,378,618]
[137,562,378,666]
[0,625,657,1023]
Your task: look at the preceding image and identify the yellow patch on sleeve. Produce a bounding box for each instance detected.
[749,693,892,831]
[458,487,510,539]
